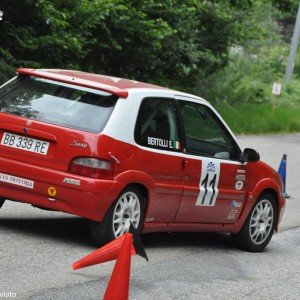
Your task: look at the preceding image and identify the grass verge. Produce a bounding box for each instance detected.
[217,103,300,134]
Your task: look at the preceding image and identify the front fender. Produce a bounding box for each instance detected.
[250,178,281,200]
[227,177,284,233]
[249,178,285,231]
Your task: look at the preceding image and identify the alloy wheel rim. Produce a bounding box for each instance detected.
[249,199,274,245]
[113,191,141,238]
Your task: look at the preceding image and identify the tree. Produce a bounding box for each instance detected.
[0,0,296,90]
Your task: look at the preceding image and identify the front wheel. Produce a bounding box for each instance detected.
[0,198,5,209]
[90,186,146,247]
[231,193,277,252]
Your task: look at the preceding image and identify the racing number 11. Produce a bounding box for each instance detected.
[200,173,217,205]
[196,160,220,207]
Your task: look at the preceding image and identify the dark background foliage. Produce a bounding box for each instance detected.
[0,0,297,91]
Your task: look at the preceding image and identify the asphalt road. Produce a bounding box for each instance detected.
[0,134,299,300]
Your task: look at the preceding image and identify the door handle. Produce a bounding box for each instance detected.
[182,159,189,181]
[181,159,188,172]
[183,174,189,181]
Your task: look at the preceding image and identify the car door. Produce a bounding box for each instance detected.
[132,97,184,223]
[175,98,248,224]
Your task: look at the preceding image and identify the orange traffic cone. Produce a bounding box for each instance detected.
[73,234,136,270]
[103,233,133,300]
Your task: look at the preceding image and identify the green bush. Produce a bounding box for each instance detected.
[197,33,300,134]
[197,44,290,106]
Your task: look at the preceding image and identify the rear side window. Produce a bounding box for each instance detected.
[0,76,118,133]
[135,98,182,151]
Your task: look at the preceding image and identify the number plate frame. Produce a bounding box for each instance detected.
[1,132,50,155]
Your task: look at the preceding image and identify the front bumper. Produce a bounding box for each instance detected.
[277,193,286,231]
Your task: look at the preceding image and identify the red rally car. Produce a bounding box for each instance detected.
[0,68,285,251]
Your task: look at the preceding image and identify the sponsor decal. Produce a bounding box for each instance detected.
[206,162,215,173]
[237,169,245,174]
[69,140,88,148]
[231,200,242,208]
[172,140,181,150]
[147,137,181,150]
[47,187,57,197]
[0,173,34,189]
[227,209,238,220]
[235,180,244,190]
[235,174,245,181]
[196,159,220,207]
[63,177,81,186]
[26,120,32,126]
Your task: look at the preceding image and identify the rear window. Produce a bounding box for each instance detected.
[0,76,118,133]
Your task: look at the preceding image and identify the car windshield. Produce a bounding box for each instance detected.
[0,76,118,133]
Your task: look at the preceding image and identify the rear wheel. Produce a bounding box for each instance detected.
[231,193,277,252]
[90,186,146,247]
[0,198,5,209]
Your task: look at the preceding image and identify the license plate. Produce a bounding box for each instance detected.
[1,132,50,155]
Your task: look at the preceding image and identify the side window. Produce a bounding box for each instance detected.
[135,98,182,151]
[179,101,240,160]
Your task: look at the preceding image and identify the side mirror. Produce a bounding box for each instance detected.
[242,148,260,163]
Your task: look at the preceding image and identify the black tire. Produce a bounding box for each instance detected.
[231,193,277,252]
[89,186,146,247]
[0,198,5,209]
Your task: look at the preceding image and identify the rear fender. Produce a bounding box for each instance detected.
[107,170,153,212]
